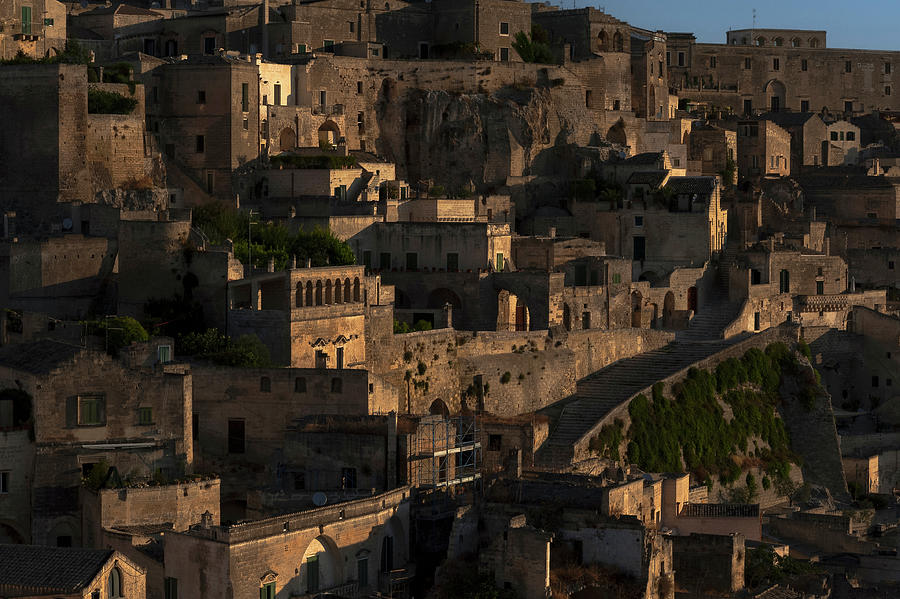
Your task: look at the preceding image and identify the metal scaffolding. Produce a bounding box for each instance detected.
[409,414,481,490]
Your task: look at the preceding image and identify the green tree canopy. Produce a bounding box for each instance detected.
[512,25,556,64]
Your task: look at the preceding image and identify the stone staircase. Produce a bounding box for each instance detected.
[717,243,739,289]
[535,338,740,469]
[674,289,741,342]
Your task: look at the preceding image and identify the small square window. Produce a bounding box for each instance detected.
[831,131,839,141]
[634,215,643,227]
[78,396,104,426]
[846,131,855,141]
[138,407,153,425]
[197,90,206,104]
[499,22,509,36]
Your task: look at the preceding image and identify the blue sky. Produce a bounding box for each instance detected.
[578,0,900,51]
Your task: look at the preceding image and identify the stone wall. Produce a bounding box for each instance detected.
[671,533,744,595]
[86,83,151,191]
[0,429,33,543]
[768,511,876,554]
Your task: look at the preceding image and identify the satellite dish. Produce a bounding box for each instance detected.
[312,492,327,507]
[62,217,73,231]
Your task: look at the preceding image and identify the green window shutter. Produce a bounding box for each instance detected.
[259,587,265,599]
[66,396,77,428]
[97,397,106,425]
[22,6,32,35]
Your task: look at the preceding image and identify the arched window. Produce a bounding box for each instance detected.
[325,280,333,304]
[344,278,351,301]
[333,279,342,303]
[353,278,361,302]
[809,38,819,48]
[613,31,624,52]
[755,37,766,46]
[791,37,801,47]
[296,283,304,307]
[773,37,783,47]
[315,281,323,305]
[306,281,313,306]
[597,30,607,51]
[108,567,123,599]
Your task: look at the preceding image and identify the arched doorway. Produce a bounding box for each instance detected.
[663,291,675,328]
[687,286,698,313]
[765,79,786,112]
[279,127,296,151]
[496,290,529,331]
[429,398,450,417]
[300,536,342,595]
[631,291,643,328]
[607,119,627,146]
[0,521,25,544]
[380,515,407,574]
[318,120,341,146]
[426,288,462,310]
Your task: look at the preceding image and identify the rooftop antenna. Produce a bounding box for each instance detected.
[752,8,757,29]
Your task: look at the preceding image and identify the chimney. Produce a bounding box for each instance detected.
[201,511,213,529]
[267,257,275,272]
[306,258,312,268]
[291,255,297,269]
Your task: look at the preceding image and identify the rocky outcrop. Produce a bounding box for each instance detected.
[374,85,605,191]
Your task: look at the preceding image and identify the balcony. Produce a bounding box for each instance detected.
[798,294,849,312]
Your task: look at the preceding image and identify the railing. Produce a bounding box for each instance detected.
[798,294,849,312]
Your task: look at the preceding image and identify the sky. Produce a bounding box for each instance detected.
[575,0,900,51]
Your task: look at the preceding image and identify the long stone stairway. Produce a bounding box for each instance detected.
[536,283,744,469]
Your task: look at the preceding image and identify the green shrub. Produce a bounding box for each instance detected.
[589,419,624,461]
[417,361,427,376]
[500,371,511,384]
[177,328,271,367]
[87,88,137,114]
[797,339,812,359]
[91,316,149,355]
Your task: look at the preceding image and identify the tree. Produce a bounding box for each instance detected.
[177,328,272,367]
[95,316,149,356]
[512,25,555,64]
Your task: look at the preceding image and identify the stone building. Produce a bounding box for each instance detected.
[0,544,146,599]
[0,339,192,546]
[69,4,163,57]
[163,487,411,599]
[226,264,392,367]
[687,123,736,182]
[667,27,900,116]
[760,111,828,172]
[0,0,66,60]
[737,118,791,179]
[824,119,862,166]
[148,54,260,204]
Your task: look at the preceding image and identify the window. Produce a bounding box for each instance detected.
[260,376,271,392]
[21,6,31,34]
[206,172,214,194]
[203,36,215,55]
[499,22,509,36]
[801,59,808,72]
[75,395,104,426]
[754,312,761,331]
[447,252,459,271]
[197,90,206,104]
[744,57,751,70]
[634,215,643,227]
[886,86,892,96]
[889,261,895,270]
[816,280,824,295]
[56,535,72,547]
[273,84,281,106]
[260,582,275,599]
[242,118,248,131]
[710,56,717,68]
[779,269,790,293]
[499,47,509,61]
[496,252,505,271]
[109,568,122,599]
[773,58,780,71]
[844,100,853,113]
[665,51,670,66]
[196,135,205,153]
[658,60,662,77]
[331,378,343,393]
[341,467,357,489]
[613,99,620,111]
[845,61,852,73]
[0,471,8,494]
[192,414,198,440]
[872,375,879,388]
[379,252,391,270]
[158,345,172,363]
[228,419,245,454]
[152,86,159,104]
[324,39,334,48]
[319,90,327,106]
[138,407,153,425]
[677,52,685,67]
[294,377,307,393]
[831,131,839,141]
[847,131,855,141]
[165,578,178,599]
[792,38,800,47]
[349,21,355,33]
[801,100,809,112]
[743,99,752,114]
[488,434,502,451]
[241,82,249,112]
[357,81,363,94]
[405,252,417,270]
[293,472,305,490]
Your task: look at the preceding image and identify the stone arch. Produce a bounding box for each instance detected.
[344,278,351,301]
[0,520,26,544]
[47,517,79,547]
[606,119,627,146]
[638,271,658,284]
[299,535,342,594]
[315,281,323,305]
[791,37,801,48]
[325,280,333,304]
[380,515,407,573]
[765,79,786,112]
[306,281,313,306]
[279,128,296,151]
[773,37,783,47]
[318,120,341,146]
[596,30,607,51]
[353,277,361,301]
[296,282,304,307]
[426,288,462,309]
[663,291,675,327]
[809,37,819,48]
[755,36,766,46]
[631,290,643,328]
[429,398,450,417]
[334,278,342,303]
[613,30,624,52]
